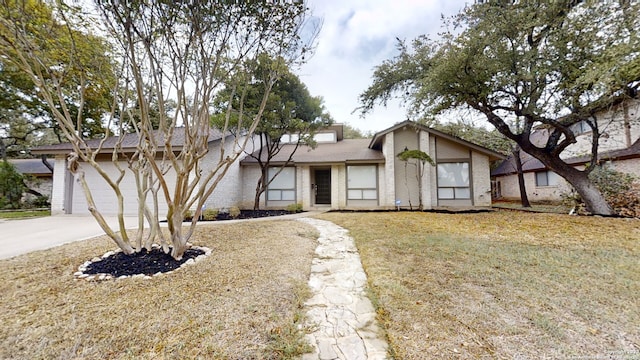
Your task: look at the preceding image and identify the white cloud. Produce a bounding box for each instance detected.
[298,0,469,134]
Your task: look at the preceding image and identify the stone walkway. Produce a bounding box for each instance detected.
[297,218,389,360]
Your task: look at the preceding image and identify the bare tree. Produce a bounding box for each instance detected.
[0,1,315,259]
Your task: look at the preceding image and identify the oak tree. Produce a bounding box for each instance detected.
[360,1,640,215]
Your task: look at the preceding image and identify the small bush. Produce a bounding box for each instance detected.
[229,206,241,219]
[202,208,219,221]
[286,203,303,213]
[183,209,193,221]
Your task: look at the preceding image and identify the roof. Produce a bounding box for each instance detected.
[8,158,54,176]
[31,127,227,155]
[369,120,506,161]
[240,139,384,165]
[491,138,640,176]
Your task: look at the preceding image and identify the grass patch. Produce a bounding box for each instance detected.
[492,200,571,214]
[0,209,50,219]
[0,220,317,359]
[317,211,640,359]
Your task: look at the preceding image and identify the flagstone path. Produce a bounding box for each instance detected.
[297,218,389,360]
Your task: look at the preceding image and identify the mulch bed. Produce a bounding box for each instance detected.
[83,210,297,279]
[83,247,204,277]
[190,209,295,221]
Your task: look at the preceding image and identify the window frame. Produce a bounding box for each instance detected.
[346,165,378,201]
[535,170,559,187]
[436,162,471,200]
[266,167,296,202]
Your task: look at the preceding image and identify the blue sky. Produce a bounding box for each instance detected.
[298,0,470,134]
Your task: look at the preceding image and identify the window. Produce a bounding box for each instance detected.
[571,121,591,135]
[347,165,377,200]
[437,162,470,199]
[535,170,560,187]
[267,167,296,201]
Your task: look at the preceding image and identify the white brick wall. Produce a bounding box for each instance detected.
[50,155,67,215]
[472,152,492,206]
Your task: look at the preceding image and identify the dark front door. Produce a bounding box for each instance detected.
[314,169,331,205]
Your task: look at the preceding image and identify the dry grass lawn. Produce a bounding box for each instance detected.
[318,211,640,359]
[0,220,318,360]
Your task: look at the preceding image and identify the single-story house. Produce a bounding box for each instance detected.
[8,158,54,201]
[491,97,640,202]
[240,121,504,210]
[32,120,504,215]
[32,128,248,215]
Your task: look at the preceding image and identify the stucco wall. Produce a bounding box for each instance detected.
[393,127,420,209]
[435,138,473,206]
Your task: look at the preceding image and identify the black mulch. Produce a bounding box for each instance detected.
[187,209,296,221]
[84,247,204,277]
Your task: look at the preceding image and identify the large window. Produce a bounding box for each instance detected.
[347,165,377,200]
[535,170,560,187]
[437,162,470,199]
[267,167,296,201]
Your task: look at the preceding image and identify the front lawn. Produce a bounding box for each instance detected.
[0,220,317,359]
[0,209,50,219]
[318,211,640,359]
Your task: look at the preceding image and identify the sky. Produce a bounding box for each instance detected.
[297,0,470,134]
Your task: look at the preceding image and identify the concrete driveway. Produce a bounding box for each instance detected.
[0,215,140,260]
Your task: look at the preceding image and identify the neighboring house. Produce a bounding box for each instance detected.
[8,158,54,201]
[32,120,504,215]
[240,121,504,210]
[491,98,640,202]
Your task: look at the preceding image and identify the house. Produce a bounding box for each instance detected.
[240,120,504,210]
[31,128,248,215]
[32,120,504,216]
[8,158,54,201]
[491,98,640,202]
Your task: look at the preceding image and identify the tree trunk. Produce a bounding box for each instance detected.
[513,147,531,208]
[254,168,268,210]
[566,171,613,215]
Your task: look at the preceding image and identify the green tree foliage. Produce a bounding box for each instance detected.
[213,55,331,209]
[342,123,368,139]
[360,1,640,215]
[0,160,25,209]
[0,0,116,158]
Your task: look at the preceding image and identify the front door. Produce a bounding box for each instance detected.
[314,169,331,205]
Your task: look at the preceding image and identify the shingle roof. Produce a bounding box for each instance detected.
[491,139,640,176]
[8,158,54,176]
[240,139,384,165]
[31,127,226,155]
[369,120,506,161]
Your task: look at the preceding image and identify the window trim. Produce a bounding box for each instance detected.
[266,167,296,202]
[346,165,378,201]
[535,170,559,187]
[436,161,471,200]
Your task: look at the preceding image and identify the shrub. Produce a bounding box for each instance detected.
[202,208,219,221]
[229,206,241,219]
[563,165,640,217]
[286,203,303,213]
[183,209,193,221]
[0,161,25,209]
